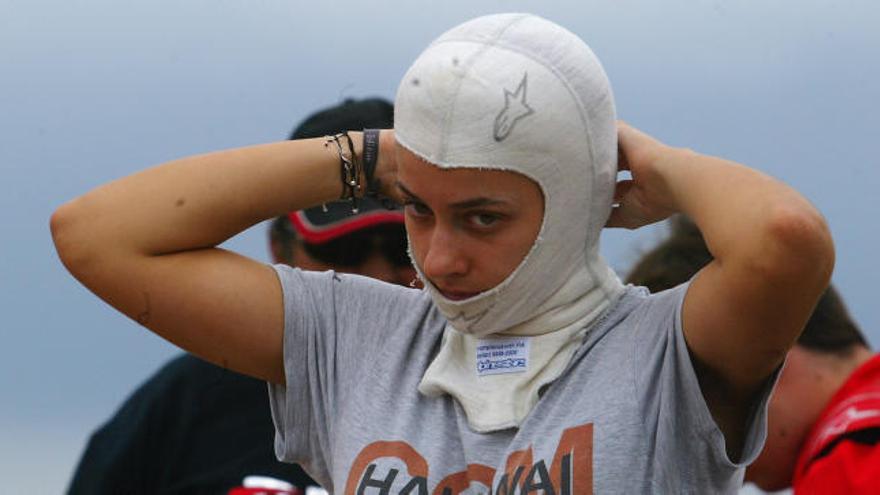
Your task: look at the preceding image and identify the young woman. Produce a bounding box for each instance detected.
[52,14,834,493]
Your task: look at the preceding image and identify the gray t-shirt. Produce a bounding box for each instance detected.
[268,266,773,494]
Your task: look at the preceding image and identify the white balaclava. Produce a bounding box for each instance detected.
[395,13,625,432]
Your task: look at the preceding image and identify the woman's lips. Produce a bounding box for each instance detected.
[439,289,480,301]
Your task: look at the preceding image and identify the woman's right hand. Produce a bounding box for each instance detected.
[370,129,402,203]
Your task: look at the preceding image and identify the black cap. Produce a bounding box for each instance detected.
[290,98,394,139]
[288,98,402,244]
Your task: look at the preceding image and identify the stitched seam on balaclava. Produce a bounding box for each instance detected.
[434,14,531,162]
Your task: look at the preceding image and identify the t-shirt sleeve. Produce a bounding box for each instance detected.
[630,283,779,487]
[266,265,431,485]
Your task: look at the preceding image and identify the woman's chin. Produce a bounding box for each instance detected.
[439,290,480,301]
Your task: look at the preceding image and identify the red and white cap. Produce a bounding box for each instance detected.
[289,198,404,245]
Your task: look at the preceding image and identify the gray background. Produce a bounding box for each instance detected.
[2,0,877,492]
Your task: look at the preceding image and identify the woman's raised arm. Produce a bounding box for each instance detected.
[51,136,366,384]
[609,122,835,458]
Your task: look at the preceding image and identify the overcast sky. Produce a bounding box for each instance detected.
[2,0,878,492]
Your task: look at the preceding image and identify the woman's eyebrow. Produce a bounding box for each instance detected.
[449,197,507,210]
[396,182,508,209]
[396,182,422,201]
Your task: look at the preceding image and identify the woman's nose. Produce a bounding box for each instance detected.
[421,226,468,281]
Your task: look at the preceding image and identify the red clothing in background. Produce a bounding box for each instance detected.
[793,354,880,493]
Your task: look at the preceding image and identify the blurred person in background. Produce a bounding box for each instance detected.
[627,216,880,494]
[67,98,414,495]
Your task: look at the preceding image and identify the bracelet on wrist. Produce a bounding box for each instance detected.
[362,129,381,196]
[323,131,363,213]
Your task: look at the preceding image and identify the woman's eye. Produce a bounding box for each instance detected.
[404,201,432,217]
[471,213,501,227]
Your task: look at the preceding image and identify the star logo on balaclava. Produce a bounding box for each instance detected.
[493,73,535,142]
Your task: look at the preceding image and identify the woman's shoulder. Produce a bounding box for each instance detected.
[616,283,688,323]
[273,264,429,303]
[273,264,442,338]
[579,283,689,352]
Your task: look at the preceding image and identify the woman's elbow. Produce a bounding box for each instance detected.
[51,198,98,277]
[759,202,835,285]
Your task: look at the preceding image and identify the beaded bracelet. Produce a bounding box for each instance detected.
[324,131,363,213]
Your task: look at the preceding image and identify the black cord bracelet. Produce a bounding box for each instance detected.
[324,131,363,213]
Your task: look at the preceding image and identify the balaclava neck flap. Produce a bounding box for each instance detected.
[394,13,624,432]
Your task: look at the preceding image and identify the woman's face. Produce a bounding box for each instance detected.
[395,143,544,300]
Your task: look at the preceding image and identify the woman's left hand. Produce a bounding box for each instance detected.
[606,121,683,229]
